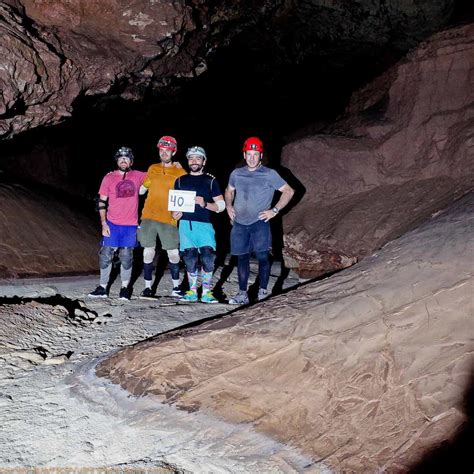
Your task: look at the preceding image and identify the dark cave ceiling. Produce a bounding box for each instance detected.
[0,0,471,194]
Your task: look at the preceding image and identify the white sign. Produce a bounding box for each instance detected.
[168,189,196,212]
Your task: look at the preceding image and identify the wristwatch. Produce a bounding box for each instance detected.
[271,207,280,215]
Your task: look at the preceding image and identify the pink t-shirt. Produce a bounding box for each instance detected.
[99,170,146,225]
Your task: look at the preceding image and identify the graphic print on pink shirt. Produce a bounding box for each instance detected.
[116,179,136,198]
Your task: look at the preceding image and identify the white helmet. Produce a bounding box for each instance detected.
[186,146,206,159]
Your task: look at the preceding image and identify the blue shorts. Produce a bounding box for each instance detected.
[102,221,138,248]
[179,220,216,251]
[230,220,272,255]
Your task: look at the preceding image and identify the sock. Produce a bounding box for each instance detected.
[201,271,213,293]
[143,262,154,281]
[187,272,198,291]
[144,279,152,289]
[172,278,180,289]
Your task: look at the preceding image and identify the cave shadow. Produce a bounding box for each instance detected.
[408,365,474,473]
[105,251,121,295]
[212,252,292,303]
[212,255,237,303]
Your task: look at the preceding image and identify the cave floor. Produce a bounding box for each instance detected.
[0,262,310,473]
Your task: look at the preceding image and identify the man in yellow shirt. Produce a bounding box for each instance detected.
[138,136,186,298]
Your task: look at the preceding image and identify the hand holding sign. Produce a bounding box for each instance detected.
[168,189,196,213]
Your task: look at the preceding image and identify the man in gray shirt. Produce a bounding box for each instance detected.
[225,137,294,304]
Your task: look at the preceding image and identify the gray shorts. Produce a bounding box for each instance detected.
[138,219,179,250]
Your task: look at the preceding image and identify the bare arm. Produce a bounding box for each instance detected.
[275,183,295,211]
[258,183,295,222]
[224,185,236,222]
[98,194,110,237]
[194,194,225,213]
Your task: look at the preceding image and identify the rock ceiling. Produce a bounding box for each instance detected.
[0,0,463,140]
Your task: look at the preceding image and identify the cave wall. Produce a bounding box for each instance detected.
[281,23,474,278]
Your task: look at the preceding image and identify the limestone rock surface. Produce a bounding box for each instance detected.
[0,1,459,140]
[281,24,474,278]
[97,193,474,472]
[0,182,97,278]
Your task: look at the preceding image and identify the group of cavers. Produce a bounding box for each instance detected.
[88,135,295,305]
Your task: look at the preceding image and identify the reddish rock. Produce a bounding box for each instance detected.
[281,24,474,278]
[0,1,460,140]
[0,183,98,278]
[0,1,289,139]
[96,193,474,472]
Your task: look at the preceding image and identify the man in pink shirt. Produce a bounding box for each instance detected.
[88,147,146,300]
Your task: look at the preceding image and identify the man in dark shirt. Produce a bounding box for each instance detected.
[172,146,225,303]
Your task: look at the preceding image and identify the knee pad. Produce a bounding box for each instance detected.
[183,248,199,273]
[199,246,216,273]
[167,248,180,264]
[119,247,133,270]
[143,247,155,264]
[99,246,116,269]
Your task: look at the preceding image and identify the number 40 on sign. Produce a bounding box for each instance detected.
[168,189,196,213]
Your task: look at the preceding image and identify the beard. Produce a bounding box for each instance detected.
[118,163,131,172]
[190,163,204,173]
[117,163,132,173]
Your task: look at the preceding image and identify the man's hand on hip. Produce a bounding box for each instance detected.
[258,209,277,222]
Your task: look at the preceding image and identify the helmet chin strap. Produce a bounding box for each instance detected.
[117,161,132,175]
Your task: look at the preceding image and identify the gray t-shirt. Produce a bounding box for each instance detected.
[228,165,287,225]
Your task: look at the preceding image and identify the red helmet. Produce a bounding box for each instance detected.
[157,135,177,151]
[242,137,264,153]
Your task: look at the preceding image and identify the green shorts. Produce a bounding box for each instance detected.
[138,219,180,250]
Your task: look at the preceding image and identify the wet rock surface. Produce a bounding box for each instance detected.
[97,193,474,472]
[282,24,474,278]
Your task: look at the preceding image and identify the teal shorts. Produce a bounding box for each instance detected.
[178,220,216,251]
[138,219,179,250]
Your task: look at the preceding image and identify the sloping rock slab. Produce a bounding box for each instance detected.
[97,193,474,471]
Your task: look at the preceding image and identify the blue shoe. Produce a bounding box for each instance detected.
[183,290,198,302]
[201,291,218,304]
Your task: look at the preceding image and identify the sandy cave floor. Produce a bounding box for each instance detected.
[0,261,315,473]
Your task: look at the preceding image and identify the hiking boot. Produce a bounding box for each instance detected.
[183,290,198,302]
[258,288,268,301]
[140,288,154,299]
[119,287,131,300]
[88,286,107,298]
[201,291,218,304]
[228,290,249,305]
[171,286,184,298]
